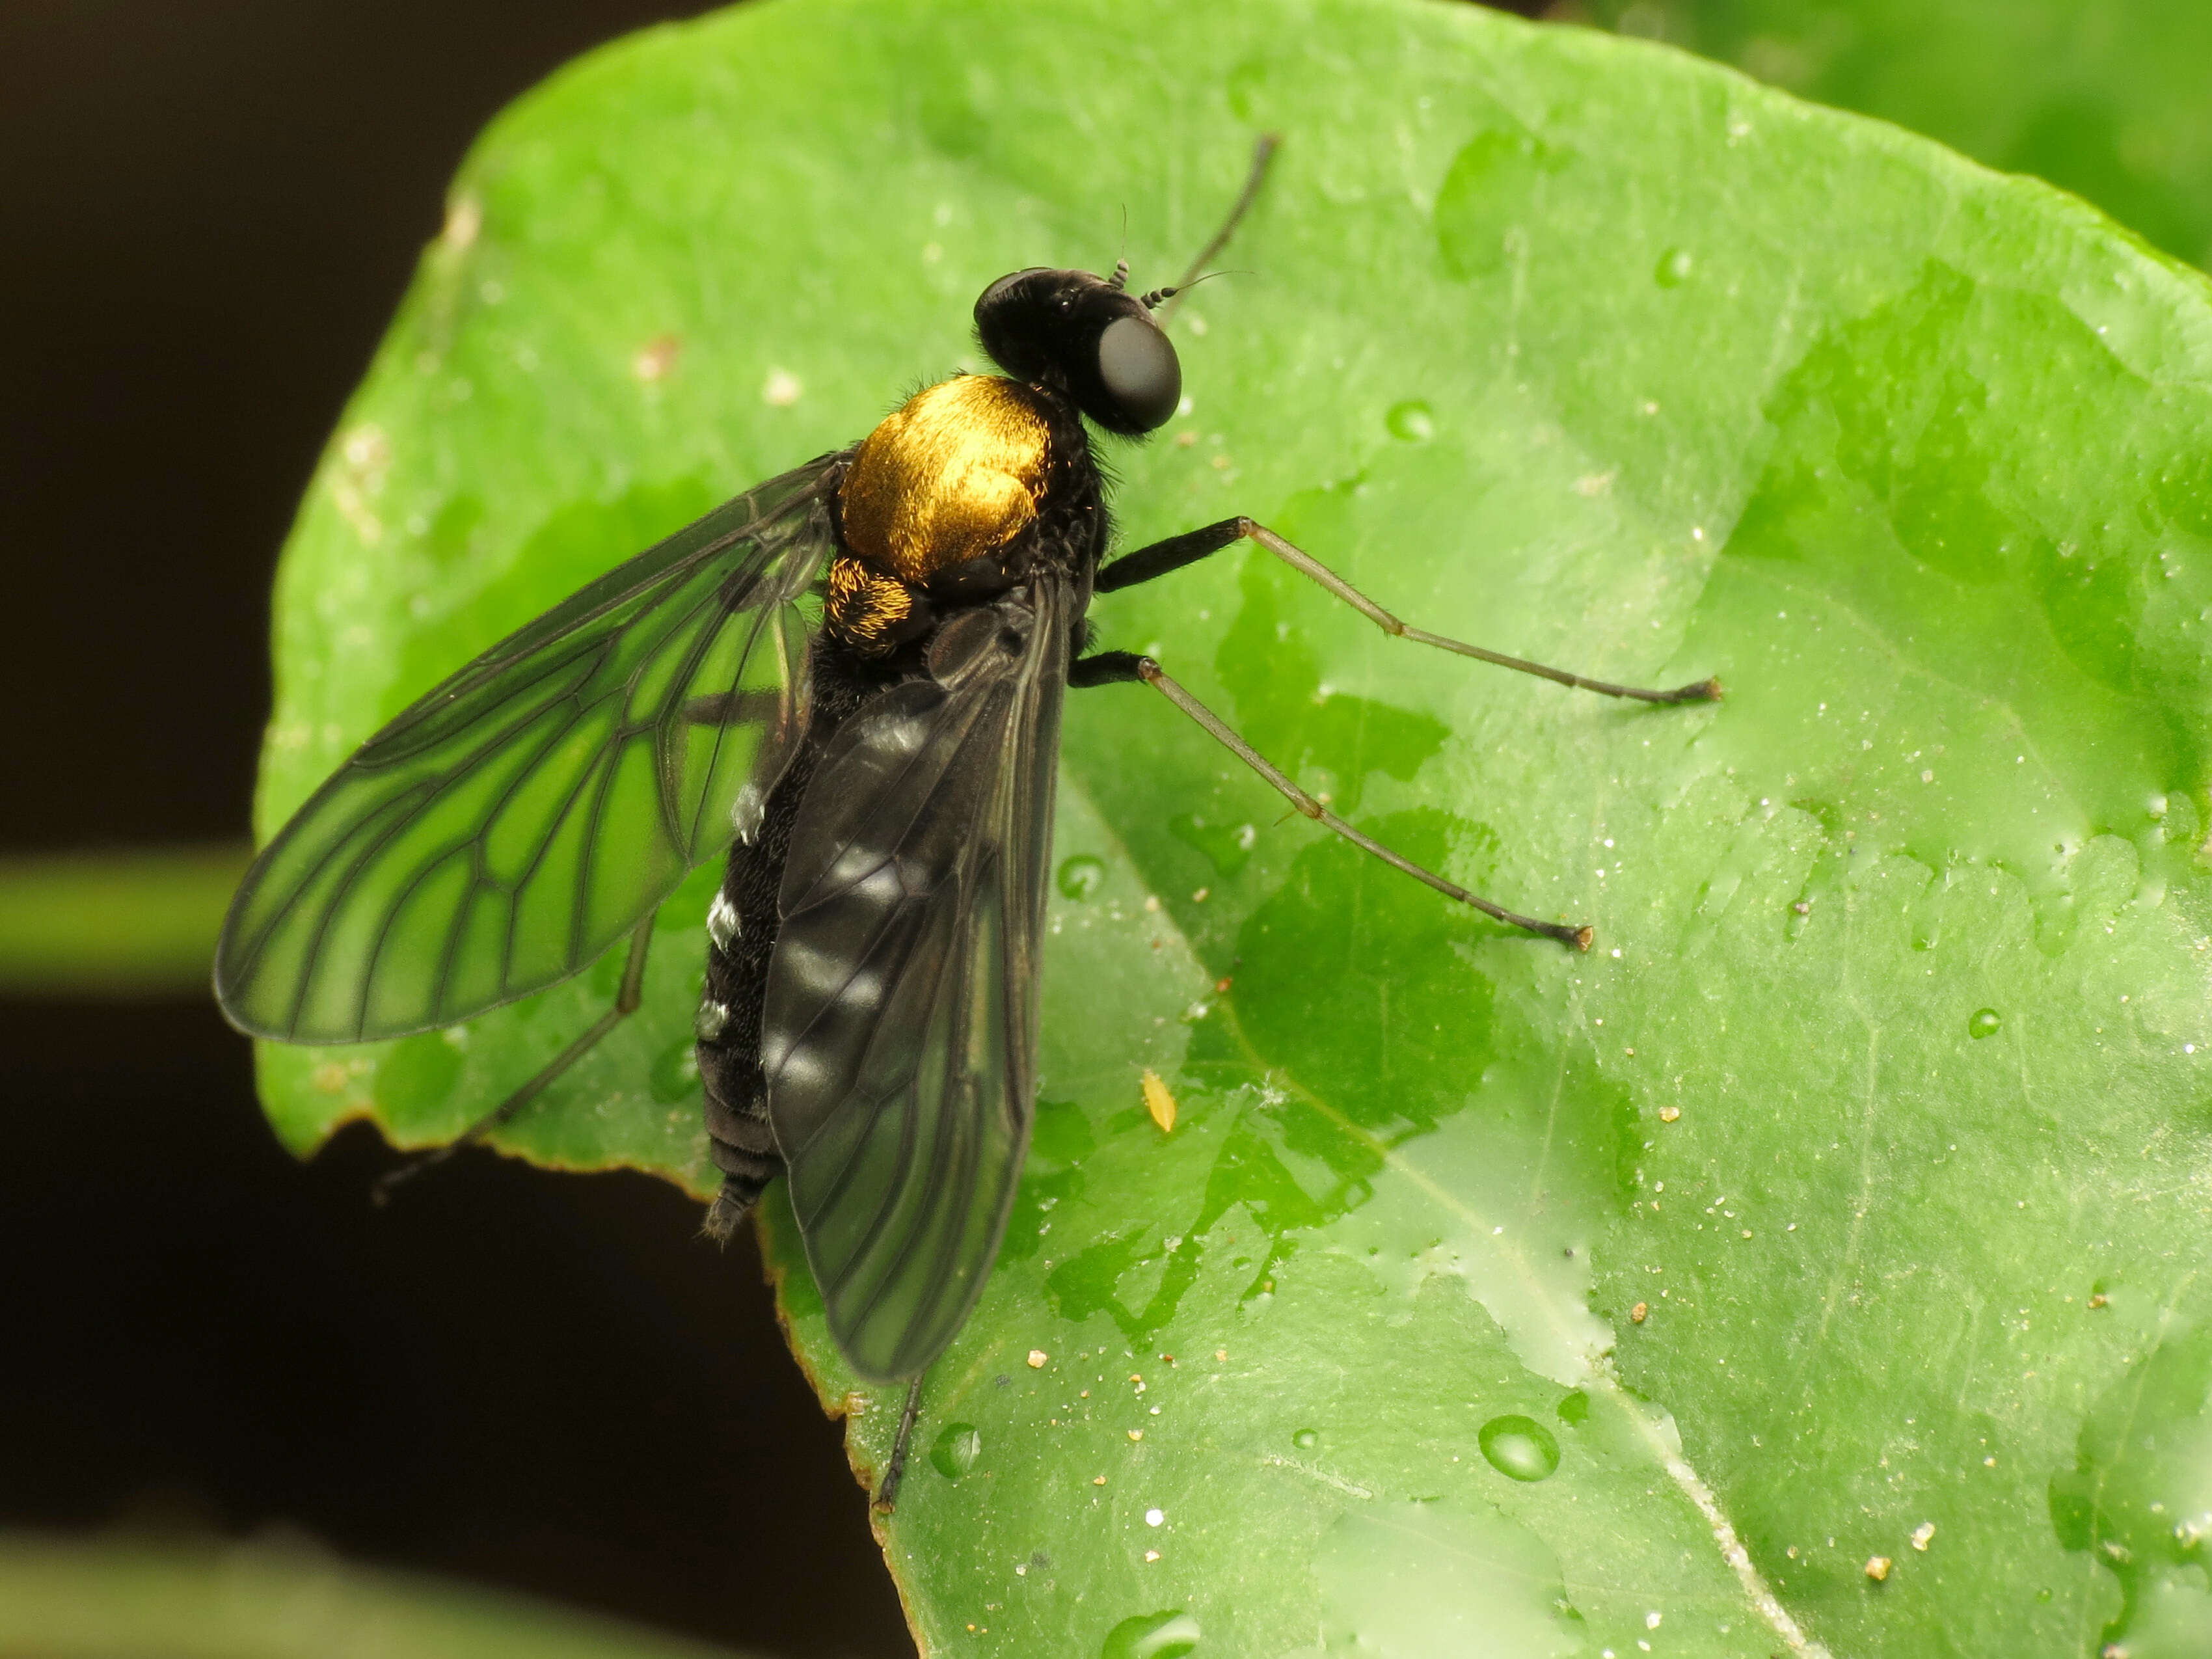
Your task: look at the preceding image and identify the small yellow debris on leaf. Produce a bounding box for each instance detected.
[632,334,681,382]
[1865,1556,1892,1582]
[1141,1068,1177,1133]
[1092,1475,1107,1486]
[1127,1429,1144,1442]
[1658,1105,1680,1123]
[1911,1522,1935,1551]
[1630,1302,1649,1323]
[1027,1349,1048,1368]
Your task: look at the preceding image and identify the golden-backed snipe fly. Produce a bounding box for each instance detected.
[214,139,1716,1505]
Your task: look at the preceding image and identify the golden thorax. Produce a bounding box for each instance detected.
[839,376,1053,582]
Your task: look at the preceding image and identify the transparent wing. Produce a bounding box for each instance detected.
[762,580,1070,1382]
[217,453,848,1043]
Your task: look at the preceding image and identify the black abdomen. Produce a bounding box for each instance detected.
[696,379,1103,1243]
[696,646,893,1241]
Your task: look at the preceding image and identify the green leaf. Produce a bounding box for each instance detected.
[0,1535,762,1659]
[1572,0,2212,271]
[247,0,2212,1653]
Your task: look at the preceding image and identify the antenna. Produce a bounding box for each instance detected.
[1157,132,1280,324]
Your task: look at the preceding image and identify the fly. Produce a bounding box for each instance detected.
[213,138,1718,1508]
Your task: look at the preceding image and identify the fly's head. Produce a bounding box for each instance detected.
[974,266,1181,437]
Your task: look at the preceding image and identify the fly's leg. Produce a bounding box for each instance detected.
[1069,651,1593,949]
[1096,517,1723,705]
[373,920,655,1202]
[872,1375,928,1514]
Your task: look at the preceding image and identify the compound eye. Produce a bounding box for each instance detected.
[1096,315,1181,431]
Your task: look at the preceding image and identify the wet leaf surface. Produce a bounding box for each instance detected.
[249,1,2212,1653]
[1574,0,2212,271]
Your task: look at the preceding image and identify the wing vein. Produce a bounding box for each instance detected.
[768,577,1070,1378]
[216,452,848,1042]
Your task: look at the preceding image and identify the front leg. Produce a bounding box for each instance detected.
[1096,516,1720,705]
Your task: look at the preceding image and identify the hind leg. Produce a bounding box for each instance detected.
[375,921,654,1202]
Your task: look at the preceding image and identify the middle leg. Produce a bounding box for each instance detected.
[1068,649,1593,949]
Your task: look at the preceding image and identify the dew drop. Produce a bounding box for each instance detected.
[1556,1390,1590,1427]
[1292,1428,1320,1450]
[375,1030,463,1118]
[1654,247,1694,287]
[649,1038,699,1103]
[1101,1610,1201,1659]
[1477,1414,1560,1482]
[1057,854,1107,900]
[1968,1008,2002,1040]
[1385,399,1434,443]
[930,1422,982,1479]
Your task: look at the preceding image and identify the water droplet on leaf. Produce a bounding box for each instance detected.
[1100,1609,1201,1659]
[649,1038,699,1103]
[1478,1415,1560,1482]
[1385,400,1434,442]
[1057,854,1107,900]
[1969,1008,2002,1040]
[930,1422,982,1479]
[375,1031,463,1122]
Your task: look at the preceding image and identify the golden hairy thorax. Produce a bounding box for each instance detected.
[838,375,1053,582]
[824,554,915,647]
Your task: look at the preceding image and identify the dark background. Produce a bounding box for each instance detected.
[0,1,1533,1652]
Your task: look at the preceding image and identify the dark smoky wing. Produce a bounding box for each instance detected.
[216,452,850,1044]
[763,580,1068,1382]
